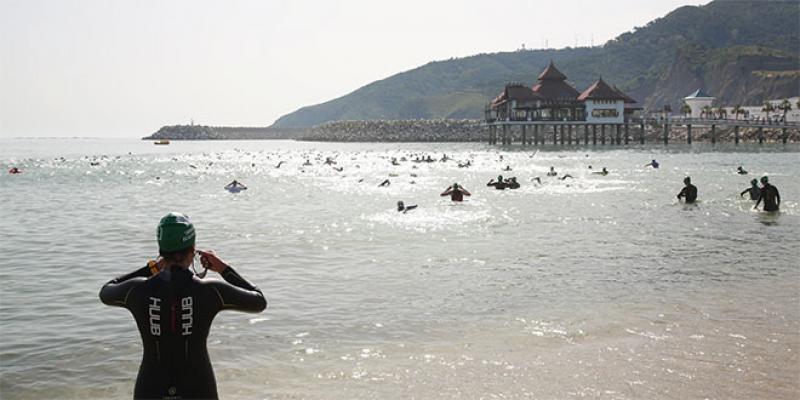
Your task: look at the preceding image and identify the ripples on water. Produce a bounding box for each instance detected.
[1,139,798,399]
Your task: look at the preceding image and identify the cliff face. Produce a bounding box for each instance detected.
[646,46,800,110]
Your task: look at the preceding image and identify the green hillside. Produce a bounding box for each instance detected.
[272,0,800,128]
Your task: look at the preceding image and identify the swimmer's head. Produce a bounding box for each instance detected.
[498,175,503,181]
[452,183,459,190]
[761,176,769,184]
[157,213,196,264]
[684,177,691,184]
[751,178,758,185]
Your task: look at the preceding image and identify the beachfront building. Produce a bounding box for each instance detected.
[683,89,715,118]
[486,61,638,123]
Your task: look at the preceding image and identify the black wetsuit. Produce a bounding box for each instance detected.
[741,185,759,200]
[677,184,697,203]
[756,184,781,211]
[100,265,266,400]
[487,181,507,190]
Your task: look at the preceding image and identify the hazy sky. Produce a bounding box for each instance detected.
[1,0,703,137]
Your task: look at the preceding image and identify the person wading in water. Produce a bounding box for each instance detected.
[99,212,266,399]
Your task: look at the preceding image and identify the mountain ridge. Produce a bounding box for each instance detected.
[272,0,799,128]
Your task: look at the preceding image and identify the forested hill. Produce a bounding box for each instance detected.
[272,0,799,128]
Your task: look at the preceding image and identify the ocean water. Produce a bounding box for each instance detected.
[1,138,798,400]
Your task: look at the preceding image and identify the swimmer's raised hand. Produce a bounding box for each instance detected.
[197,250,229,273]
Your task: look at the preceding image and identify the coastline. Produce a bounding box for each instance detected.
[144,119,799,144]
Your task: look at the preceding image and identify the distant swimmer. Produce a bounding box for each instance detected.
[737,166,748,175]
[677,177,697,204]
[379,179,391,187]
[324,157,336,165]
[8,167,21,174]
[333,167,343,172]
[440,154,450,162]
[397,201,418,213]
[441,183,471,202]
[531,177,542,184]
[559,174,574,180]
[740,179,760,200]
[502,165,512,171]
[458,160,471,168]
[546,166,557,177]
[275,161,285,168]
[487,175,508,190]
[225,180,248,193]
[754,176,780,212]
[645,159,660,168]
[505,177,520,189]
[302,159,312,166]
[592,167,609,176]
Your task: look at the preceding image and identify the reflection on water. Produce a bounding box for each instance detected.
[1,139,799,399]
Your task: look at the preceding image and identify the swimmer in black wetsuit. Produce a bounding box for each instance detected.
[546,166,557,177]
[677,177,697,204]
[397,201,417,213]
[505,177,520,189]
[441,183,471,202]
[487,175,507,190]
[754,176,780,212]
[740,178,759,200]
[379,179,391,187]
[737,166,748,175]
[99,213,266,400]
[644,159,659,169]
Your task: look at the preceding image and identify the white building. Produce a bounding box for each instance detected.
[683,89,715,118]
[727,97,800,123]
[578,78,626,124]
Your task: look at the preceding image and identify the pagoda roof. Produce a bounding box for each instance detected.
[491,83,543,107]
[577,77,628,101]
[538,60,568,81]
[612,85,638,104]
[685,89,714,99]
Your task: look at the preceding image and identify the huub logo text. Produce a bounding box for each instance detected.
[149,297,161,336]
[181,297,193,336]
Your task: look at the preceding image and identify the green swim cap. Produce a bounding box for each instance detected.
[157,212,195,252]
[751,178,758,185]
[761,176,768,183]
[684,176,691,183]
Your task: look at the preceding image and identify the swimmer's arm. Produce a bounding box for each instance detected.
[213,267,267,313]
[461,189,471,196]
[740,188,748,197]
[677,188,685,199]
[440,188,453,196]
[754,191,763,208]
[99,265,151,307]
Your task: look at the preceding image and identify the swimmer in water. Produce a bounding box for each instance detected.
[560,174,574,180]
[531,177,542,184]
[740,178,759,200]
[487,175,507,190]
[677,177,697,204]
[379,179,391,187]
[397,201,417,213]
[645,159,659,168]
[737,166,748,175]
[592,167,609,176]
[441,183,471,202]
[502,165,512,171]
[274,161,285,168]
[302,159,312,166]
[8,167,21,174]
[546,166,557,177]
[754,176,780,212]
[99,213,266,400]
[224,180,248,192]
[505,177,520,189]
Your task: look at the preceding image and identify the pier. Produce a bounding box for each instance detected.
[485,118,800,146]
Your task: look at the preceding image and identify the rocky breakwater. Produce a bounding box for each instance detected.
[143,125,307,140]
[301,119,485,142]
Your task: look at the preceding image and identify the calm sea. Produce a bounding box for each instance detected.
[1,138,798,399]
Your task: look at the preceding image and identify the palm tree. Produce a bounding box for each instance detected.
[680,102,692,118]
[732,104,743,120]
[717,107,727,120]
[702,105,713,119]
[777,98,792,122]
[762,101,775,121]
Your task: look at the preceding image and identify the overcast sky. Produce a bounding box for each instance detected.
[0,0,703,137]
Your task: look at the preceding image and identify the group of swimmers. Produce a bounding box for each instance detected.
[677,174,780,211]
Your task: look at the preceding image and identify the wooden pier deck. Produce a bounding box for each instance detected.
[484,118,800,145]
